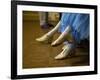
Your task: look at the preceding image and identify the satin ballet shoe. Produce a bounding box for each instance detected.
[62,42,69,49]
[54,44,74,60]
[51,39,65,47]
[36,35,53,44]
[62,45,67,50]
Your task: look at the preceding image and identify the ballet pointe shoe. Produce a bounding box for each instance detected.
[36,35,53,44]
[51,25,71,47]
[51,38,65,47]
[51,33,67,47]
[54,44,74,60]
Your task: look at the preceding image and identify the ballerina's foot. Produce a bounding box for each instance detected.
[54,44,75,60]
[36,35,53,44]
[51,39,65,47]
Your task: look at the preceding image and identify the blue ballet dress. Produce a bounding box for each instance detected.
[58,13,89,43]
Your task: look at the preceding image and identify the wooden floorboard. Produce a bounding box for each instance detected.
[23,20,89,69]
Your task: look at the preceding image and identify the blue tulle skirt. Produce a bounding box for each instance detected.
[58,13,89,43]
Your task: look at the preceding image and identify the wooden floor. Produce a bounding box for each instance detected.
[23,12,89,69]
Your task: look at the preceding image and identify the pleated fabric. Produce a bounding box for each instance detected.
[58,13,89,43]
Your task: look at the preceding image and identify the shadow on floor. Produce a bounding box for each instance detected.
[23,20,89,69]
